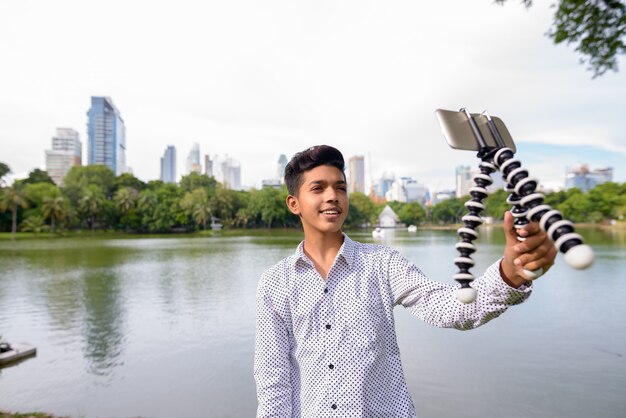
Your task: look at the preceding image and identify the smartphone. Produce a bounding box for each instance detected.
[435,109,516,153]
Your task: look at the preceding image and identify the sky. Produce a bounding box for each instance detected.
[1,0,625,191]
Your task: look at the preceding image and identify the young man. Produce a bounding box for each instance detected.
[254,145,556,417]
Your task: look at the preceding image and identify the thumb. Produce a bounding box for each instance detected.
[502,211,519,245]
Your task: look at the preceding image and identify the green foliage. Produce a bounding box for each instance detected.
[179,172,217,193]
[0,183,28,234]
[430,197,465,224]
[113,173,146,193]
[3,162,624,234]
[18,168,54,186]
[246,187,291,228]
[0,162,9,185]
[346,192,378,228]
[64,165,117,200]
[20,215,47,234]
[397,201,427,226]
[496,0,626,77]
[483,189,510,220]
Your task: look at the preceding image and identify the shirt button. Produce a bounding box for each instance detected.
[325,324,331,330]
[331,404,337,410]
[329,364,334,369]
[324,288,328,293]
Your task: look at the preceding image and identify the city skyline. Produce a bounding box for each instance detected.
[1,1,625,190]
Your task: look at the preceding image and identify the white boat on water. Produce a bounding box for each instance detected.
[0,342,37,366]
[372,227,384,238]
[407,225,417,233]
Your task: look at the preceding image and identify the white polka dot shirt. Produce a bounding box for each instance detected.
[254,233,532,417]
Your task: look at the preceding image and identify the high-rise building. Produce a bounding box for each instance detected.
[87,96,126,175]
[214,155,241,190]
[204,154,213,177]
[45,128,82,186]
[386,177,430,205]
[456,165,505,197]
[565,164,613,192]
[372,171,395,200]
[160,146,176,183]
[186,143,201,174]
[277,154,288,183]
[349,155,365,193]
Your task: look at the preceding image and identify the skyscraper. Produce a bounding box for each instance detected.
[45,128,82,186]
[186,143,201,174]
[204,154,213,178]
[349,155,365,193]
[160,145,176,183]
[277,154,288,183]
[565,164,613,192]
[214,155,241,190]
[87,96,126,175]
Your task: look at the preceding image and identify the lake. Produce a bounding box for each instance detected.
[1,227,625,418]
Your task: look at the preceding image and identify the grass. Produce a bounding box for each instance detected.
[0,412,67,418]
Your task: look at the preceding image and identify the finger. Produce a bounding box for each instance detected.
[518,221,541,238]
[515,242,556,266]
[514,231,549,253]
[503,211,519,245]
[519,254,556,272]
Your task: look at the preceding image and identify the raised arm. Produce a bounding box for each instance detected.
[386,247,532,331]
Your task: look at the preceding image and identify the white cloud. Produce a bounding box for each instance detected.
[1,0,624,190]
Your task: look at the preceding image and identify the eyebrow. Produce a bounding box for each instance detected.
[308,180,347,185]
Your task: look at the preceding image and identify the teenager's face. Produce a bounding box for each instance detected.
[287,165,349,235]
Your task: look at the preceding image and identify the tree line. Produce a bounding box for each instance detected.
[0,163,624,235]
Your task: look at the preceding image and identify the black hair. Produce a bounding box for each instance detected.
[284,145,345,196]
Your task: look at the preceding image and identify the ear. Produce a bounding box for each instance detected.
[286,194,300,215]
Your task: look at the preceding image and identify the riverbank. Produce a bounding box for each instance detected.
[0,412,66,418]
[1,221,623,240]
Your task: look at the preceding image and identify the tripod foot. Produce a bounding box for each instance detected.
[456,287,477,304]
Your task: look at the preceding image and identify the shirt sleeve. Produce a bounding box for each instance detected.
[254,275,293,417]
[386,249,532,330]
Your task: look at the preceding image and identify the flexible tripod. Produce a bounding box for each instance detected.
[436,108,594,303]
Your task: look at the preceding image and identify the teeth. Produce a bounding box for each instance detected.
[322,211,339,215]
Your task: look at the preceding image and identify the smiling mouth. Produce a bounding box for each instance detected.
[320,209,341,215]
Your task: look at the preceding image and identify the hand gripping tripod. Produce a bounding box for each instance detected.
[436,109,594,304]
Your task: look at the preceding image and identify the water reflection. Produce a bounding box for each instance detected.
[0,230,625,418]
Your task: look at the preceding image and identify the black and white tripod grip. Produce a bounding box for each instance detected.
[436,108,594,304]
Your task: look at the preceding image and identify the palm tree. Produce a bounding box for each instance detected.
[21,215,46,234]
[80,186,104,234]
[0,184,28,237]
[114,187,137,214]
[41,195,66,233]
[193,198,212,231]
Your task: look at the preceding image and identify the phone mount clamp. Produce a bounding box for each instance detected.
[436,108,594,304]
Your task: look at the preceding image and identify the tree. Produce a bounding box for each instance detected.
[0,162,9,186]
[497,0,626,77]
[430,197,465,224]
[181,188,212,230]
[179,172,217,193]
[346,192,377,228]
[19,168,54,185]
[0,184,28,235]
[79,185,105,233]
[114,187,138,215]
[20,215,46,234]
[42,195,67,233]
[397,201,427,226]
[114,173,146,193]
[64,165,116,201]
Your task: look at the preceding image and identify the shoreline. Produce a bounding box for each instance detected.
[1,221,623,240]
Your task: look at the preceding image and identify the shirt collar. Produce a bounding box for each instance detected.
[293,232,355,269]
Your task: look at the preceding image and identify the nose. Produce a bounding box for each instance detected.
[324,187,338,202]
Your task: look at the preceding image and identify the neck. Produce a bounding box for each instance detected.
[302,229,344,265]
